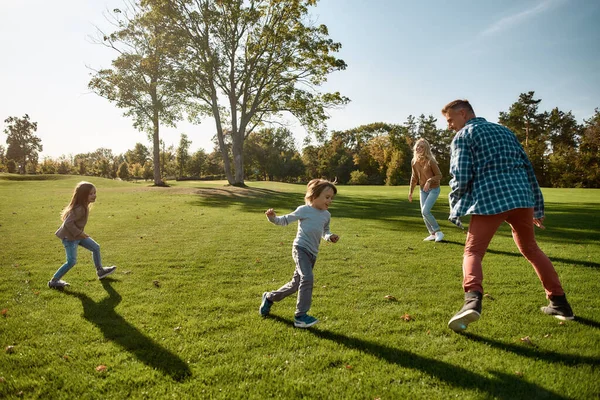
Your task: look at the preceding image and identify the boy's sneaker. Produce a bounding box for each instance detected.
[48,279,70,289]
[294,314,319,328]
[423,234,435,241]
[541,294,574,321]
[435,231,445,242]
[97,266,117,280]
[259,292,273,316]
[448,291,482,332]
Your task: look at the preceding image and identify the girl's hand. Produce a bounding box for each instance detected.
[533,217,546,230]
[423,182,430,192]
[265,208,276,218]
[329,234,339,243]
[408,193,413,203]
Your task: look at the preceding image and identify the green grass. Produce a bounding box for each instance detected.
[1,175,599,399]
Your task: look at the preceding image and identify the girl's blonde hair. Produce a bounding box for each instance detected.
[412,138,437,165]
[305,179,337,205]
[61,181,96,221]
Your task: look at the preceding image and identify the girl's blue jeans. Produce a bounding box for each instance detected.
[53,237,102,280]
[420,186,441,234]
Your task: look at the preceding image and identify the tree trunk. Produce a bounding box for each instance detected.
[152,113,162,186]
[232,132,245,187]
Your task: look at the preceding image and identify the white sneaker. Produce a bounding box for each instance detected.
[435,231,445,242]
[423,234,435,241]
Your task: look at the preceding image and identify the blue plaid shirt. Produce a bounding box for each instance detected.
[448,117,544,228]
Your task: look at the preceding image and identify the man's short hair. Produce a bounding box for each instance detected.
[442,99,474,115]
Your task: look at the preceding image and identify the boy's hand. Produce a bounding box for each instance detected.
[329,234,339,243]
[265,208,276,218]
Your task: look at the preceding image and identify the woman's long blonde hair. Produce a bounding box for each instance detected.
[60,181,95,221]
[412,138,437,165]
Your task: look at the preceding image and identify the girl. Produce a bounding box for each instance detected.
[48,181,116,288]
[259,179,339,328]
[408,138,444,242]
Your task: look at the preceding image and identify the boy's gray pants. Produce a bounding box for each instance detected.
[268,246,316,317]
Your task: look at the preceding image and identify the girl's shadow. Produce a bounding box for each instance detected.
[64,280,191,381]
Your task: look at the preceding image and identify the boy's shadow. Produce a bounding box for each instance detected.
[268,315,567,399]
[64,280,191,381]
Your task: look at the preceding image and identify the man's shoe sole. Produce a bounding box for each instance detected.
[294,319,319,328]
[448,309,480,332]
[540,307,575,321]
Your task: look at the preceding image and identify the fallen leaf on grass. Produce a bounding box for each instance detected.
[401,313,413,321]
[153,280,160,287]
[483,293,494,300]
[544,334,552,338]
[559,322,565,326]
[95,365,107,372]
[0,377,5,383]
[1,309,7,317]
[384,295,397,301]
[63,355,70,360]
[515,371,523,377]
[520,336,536,347]
[5,346,15,354]
[345,365,353,370]
[174,326,181,332]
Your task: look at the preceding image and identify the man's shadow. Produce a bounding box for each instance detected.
[268,316,567,399]
[64,280,191,381]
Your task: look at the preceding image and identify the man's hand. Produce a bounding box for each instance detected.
[533,217,546,230]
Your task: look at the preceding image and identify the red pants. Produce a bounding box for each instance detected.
[463,208,564,297]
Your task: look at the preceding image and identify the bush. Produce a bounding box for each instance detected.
[348,170,369,185]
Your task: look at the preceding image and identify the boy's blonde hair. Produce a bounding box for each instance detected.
[61,181,95,221]
[305,179,337,205]
[412,138,437,164]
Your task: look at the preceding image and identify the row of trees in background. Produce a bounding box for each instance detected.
[2,91,599,187]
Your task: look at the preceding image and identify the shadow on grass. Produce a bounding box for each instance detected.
[64,280,191,381]
[268,315,566,399]
[460,332,600,366]
[575,316,600,330]
[442,240,600,269]
[189,185,599,244]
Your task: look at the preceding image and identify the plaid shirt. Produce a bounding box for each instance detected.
[448,117,544,228]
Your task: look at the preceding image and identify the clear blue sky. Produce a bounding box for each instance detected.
[1,0,599,159]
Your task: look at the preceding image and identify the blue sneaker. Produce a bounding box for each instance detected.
[294,314,319,328]
[259,292,273,316]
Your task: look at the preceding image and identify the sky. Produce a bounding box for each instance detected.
[1,0,599,160]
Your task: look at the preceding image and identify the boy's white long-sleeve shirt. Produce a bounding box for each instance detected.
[267,205,333,256]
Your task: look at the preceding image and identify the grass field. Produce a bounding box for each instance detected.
[1,174,599,399]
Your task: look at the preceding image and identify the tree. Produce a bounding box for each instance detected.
[124,142,151,165]
[3,114,42,174]
[578,108,600,188]
[151,0,349,186]
[89,2,186,186]
[188,149,207,178]
[175,133,192,178]
[118,161,131,180]
[244,127,301,181]
[499,92,549,185]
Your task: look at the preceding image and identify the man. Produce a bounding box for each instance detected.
[442,99,574,332]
